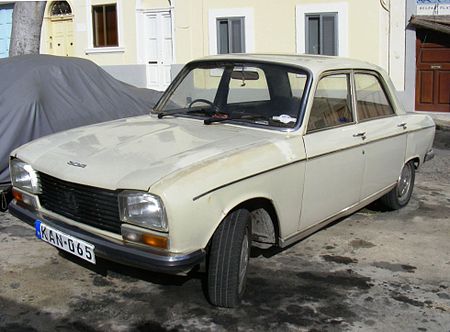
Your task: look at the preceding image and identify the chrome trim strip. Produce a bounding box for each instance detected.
[306,126,434,162]
[407,125,435,134]
[279,183,396,248]
[306,144,363,161]
[192,159,306,201]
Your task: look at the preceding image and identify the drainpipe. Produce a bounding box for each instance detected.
[381,0,391,75]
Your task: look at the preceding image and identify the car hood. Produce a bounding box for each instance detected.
[13,115,293,191]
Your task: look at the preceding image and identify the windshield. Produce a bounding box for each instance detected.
[155,61,309,129]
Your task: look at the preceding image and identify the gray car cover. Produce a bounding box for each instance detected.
[0,54,162,184]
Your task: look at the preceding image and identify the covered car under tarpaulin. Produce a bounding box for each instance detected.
[0,54,162,187]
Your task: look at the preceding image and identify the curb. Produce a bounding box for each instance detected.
[434,120,450,132]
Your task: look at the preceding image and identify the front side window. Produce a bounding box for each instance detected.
[92,4,118,47]
[155,62,309,129]
[306,13,337,56]
[307,73,353,132]
[355,73,395,121]
[217,17,245,54]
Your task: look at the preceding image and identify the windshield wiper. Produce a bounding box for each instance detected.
[157,109,187,119]
[157,107,218,119]
[204,114,268,125]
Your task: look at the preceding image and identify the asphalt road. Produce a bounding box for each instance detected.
[1,130,449,332]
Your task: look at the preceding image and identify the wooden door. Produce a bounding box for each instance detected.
[416,30,450,112]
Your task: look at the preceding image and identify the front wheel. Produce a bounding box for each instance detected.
[207,209,251,308]
[379,161,415,210]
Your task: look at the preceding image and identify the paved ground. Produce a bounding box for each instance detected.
[0,130,449,332]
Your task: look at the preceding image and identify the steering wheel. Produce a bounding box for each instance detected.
[188,99,221,114]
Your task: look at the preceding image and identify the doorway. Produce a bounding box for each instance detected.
[144,11,174,91]
[416,29,450,112]
[48,1,74,57]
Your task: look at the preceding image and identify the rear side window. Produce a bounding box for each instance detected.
[355,73,395,121]
[307,73,353,132]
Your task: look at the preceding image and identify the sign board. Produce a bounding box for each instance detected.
[417,0,450,15]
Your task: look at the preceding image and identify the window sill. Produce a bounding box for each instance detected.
[85,47,125,54]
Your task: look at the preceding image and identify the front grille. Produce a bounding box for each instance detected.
[38,173,121,234]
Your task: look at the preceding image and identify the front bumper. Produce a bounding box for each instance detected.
[8,202,205,274]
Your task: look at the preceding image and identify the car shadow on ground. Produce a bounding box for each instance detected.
[57,249,203,287]
[433,129,450,150]
[0,295,174,332]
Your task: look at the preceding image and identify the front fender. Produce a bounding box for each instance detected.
[157,160,306,254]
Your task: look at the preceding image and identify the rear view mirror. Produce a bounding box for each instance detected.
[231,70,259,81]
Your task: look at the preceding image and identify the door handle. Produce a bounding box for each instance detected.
[148,61,157,64]
[353,132,366,140]
[397,122,407,130]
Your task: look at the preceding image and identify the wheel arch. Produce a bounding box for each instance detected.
[207,197,280,250]
[405,156,421,169]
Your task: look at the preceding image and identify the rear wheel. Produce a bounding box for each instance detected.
[380,161,415,210]
[207,209,251,308]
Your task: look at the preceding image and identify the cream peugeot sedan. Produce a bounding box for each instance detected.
[9,54,435,307]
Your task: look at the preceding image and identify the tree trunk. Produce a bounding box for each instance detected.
[9,1,46,57]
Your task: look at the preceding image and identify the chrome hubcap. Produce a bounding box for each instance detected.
[397,164,412,204]
[238,232,249,294]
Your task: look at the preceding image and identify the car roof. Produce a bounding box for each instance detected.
[193,53,383,75]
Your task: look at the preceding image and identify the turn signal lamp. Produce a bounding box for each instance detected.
[121,225,169,250]
[12,188,39,209]
[142,233,168,248]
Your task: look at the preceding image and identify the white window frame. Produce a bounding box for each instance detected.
[85,0,125,54]
[208,8,254,55]
[216,17,245,54]
[296,3,348,57]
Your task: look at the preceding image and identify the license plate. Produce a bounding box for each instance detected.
[35,220,96,264]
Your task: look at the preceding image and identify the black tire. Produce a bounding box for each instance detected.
[379,161,415,210]
[207,209,251,308]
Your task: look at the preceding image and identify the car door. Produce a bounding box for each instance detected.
[352,71,408,200]
[300,72,365,230]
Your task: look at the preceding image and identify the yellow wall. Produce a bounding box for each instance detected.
[171,0,383,66]
[42,0,386,70]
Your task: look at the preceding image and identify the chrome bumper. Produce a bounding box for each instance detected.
[8,201,205,274]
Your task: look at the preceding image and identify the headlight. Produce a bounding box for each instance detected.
[10,159,41,194]
[118,191,168,232]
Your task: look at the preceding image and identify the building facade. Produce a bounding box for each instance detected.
[8,0,449,113]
